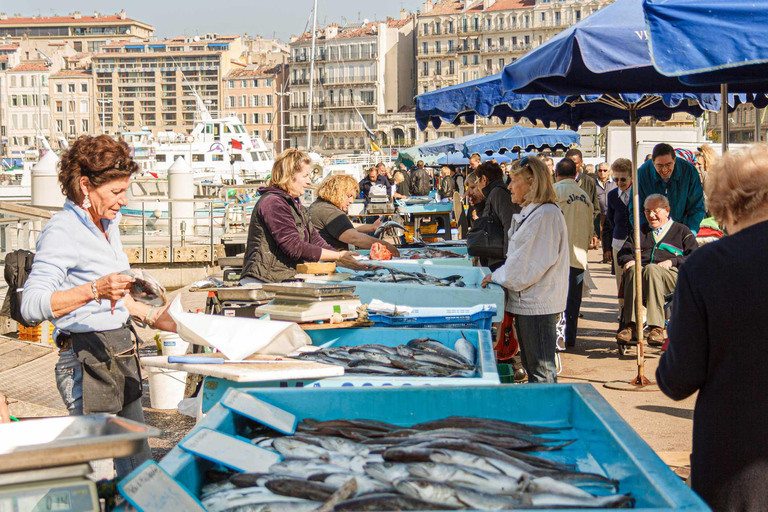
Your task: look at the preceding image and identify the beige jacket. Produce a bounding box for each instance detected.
[554,178,594,270]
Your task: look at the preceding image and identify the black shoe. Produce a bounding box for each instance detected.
[513,369,527,382]
[566,340,575,348]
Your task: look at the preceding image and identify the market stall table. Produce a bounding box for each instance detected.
[398,201,454,241]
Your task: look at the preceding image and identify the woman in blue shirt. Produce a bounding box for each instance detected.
[22,135,176,479]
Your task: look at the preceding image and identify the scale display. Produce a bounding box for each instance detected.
[0,479,98,512]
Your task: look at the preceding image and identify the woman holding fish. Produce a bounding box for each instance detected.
[21,135,176,478]
[241,150,369,283]
[481,156,569,383]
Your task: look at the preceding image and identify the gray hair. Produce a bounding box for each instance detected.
[644,193,669,208]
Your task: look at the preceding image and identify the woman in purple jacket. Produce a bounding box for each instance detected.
[241,150,367,283]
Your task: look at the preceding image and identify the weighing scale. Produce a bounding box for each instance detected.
[366,184,395,214]
[255,283,361,322]
[0,416,160,512]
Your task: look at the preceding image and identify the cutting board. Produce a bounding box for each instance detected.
[141,354,344,383]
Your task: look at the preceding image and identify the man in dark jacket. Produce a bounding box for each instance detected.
[359,166,391,202]
[617,193,698,345]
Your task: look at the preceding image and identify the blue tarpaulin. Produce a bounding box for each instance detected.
[643,0,768,87]
[419,133,484,156]
[463,125,579,156]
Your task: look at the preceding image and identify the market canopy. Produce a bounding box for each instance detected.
[463,125,579,156]
[643,0,768,87]
[418,133,484,156]
[395,137,450,167]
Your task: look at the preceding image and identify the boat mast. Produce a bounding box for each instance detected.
[307,0,319,151]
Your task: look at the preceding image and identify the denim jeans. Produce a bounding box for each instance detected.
[565,267,585,346]
[514,313,559,383]
[55,350,152,480]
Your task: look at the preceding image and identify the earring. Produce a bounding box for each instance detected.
[83,194,92,209]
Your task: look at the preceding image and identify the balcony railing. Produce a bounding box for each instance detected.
[290,76,326,86]
[325,99,376,108]
[287,122,326,132]
[325,75,377,85]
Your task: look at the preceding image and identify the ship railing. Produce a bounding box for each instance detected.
[0,202,53,262]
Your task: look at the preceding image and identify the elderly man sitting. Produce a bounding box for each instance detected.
[617,194,698,346]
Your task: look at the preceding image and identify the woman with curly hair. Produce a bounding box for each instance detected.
[21,135,177,478]
[309,174,400,256]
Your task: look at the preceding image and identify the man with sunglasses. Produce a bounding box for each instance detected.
[595,162,617,263]
[630,143,706,234]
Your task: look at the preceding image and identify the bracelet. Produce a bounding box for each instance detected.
[90,281,99,302]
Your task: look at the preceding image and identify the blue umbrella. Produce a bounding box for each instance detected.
[437,153,470,166]
[463,125,580,157]
[419,133,484,156]
[643,0,768,87]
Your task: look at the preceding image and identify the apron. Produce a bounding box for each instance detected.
[70,323,143,415]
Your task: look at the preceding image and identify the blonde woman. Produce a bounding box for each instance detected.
[241,150,368,283]
[695,143,718,187]
[309,175,400,256]
[481,155,569,383]
[657,144,768,511]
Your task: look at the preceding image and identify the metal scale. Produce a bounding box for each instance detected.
[0,416,160,512]
[255,283,361,323]
[366,184,395,215]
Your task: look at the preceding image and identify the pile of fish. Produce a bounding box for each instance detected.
[294,338,477,378]
[122,269,167,306]
[401,248,465,260]
[201,416,634,511]
[348,266,465,287]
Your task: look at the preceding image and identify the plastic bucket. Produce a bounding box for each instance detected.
[160,331,190,356]
[147,366,187,410]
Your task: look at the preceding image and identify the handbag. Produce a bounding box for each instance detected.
[466,213,506,260]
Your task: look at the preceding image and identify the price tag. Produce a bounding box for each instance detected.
[222,389,297,434]
[118,461,205,512]
[179,428,282,473]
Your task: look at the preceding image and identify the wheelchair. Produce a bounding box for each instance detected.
[616,273,675,357]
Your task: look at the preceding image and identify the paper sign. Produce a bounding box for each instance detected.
[179,428,282,473]
[118,461,205,512]
[168,295,311,360]
[222,389,297,435]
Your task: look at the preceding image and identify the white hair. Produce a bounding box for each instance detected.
[644,193,669,208]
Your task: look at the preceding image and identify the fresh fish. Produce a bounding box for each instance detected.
[524,492,635,509]
[453,338,476,366]
[230,473,285,489]
[322,454,384,473]
[411,416,561,435]
[333,493,458,511]
[364,462,412,484]
[373,221,407,238]
[321,474,393,496]
[394,479,531,510]
[316,436,373,456]
[122,269,166,306]
[272,438,331,459]
[407,339,472,366]
[407,463,523,495]
[264,477,337,501]
[428,450,529,480]
[521,476,596,499]
[268,460,353,479]
[412,353,471,370]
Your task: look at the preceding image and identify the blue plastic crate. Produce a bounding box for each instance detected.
[156,385,709,511]
[369,304,496,330]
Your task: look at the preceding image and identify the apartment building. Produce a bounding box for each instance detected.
[416,0,612,140]
[3,63,52,154]
[288,13,415,153]
[223,65,289,154]
[91,35,243,135]
[50,69,95,145]
[708,105,766,144]
[0,10,154,53]
[243,36,290,66]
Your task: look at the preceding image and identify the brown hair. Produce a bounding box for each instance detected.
[475,161,503,183]
[706,144,768,224]
[611,157,633,175]
[511,156,558,206]
[58,135,138,204]
[317,174,359,209]
[270,149,312,191]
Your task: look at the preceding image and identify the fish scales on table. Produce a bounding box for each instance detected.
[294,338,478,378]
[347,265,467,287]
[195,415,634,511]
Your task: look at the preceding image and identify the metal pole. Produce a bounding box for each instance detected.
[209,200,214,266]
[169,201,174,264]
[307,0,319,151]
[629,108,650,387]
[755,105,761,143]
[141,201,146,264]
[720,83,729,154]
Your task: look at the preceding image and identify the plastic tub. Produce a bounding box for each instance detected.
[160,332,190,356]
[147,366,187,410]
[156,385,709,511]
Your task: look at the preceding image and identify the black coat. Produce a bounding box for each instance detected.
[657,220,768,512]
[616,221,697,268]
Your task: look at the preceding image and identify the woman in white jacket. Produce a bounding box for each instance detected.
[482,156,569,382]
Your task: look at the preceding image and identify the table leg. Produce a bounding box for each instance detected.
[414,216,422,241]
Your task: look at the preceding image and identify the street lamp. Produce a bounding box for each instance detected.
[97,99,112,135]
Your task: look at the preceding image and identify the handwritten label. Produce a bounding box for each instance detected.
[222,389,297,434]
[180,428,282,472]
[118,461,205,512]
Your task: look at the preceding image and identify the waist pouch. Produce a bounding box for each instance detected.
[71,324,142,415]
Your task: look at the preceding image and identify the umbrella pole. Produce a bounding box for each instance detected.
[720,83,729,154]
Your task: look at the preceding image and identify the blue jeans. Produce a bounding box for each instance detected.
[565,267,585,346]
[55,350,152,479]
[514,313,559,383]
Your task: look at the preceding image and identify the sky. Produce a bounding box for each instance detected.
[15,0,426,41]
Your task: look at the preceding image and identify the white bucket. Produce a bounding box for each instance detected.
[147,366,187,410]
[160,331,190,356]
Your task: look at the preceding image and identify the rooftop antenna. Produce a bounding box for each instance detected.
[358,11,361,22]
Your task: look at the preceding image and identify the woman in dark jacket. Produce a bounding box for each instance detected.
[475,161,521,270]
[657,144,768,512]
[241,150,367,283]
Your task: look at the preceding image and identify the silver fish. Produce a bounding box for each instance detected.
[395,479,530,510]
[268,460,353,479]
[321,474,393,496]
[363,462,412,484]
[316,436,372,456]
[322,454,384,473]
[428,450,529,480]
[407,463,522,495]
[454,338,477,366]
[526,492,635,509]
[272,438,331,459]
[122,269,166,306]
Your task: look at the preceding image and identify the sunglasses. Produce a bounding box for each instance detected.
[615,177,631,183]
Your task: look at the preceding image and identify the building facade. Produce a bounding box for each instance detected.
[91,35,243,135]
[288,13,415,153]
[243,36,290,66]
[223,65,289,154]
[50,69,95,146]
[3,63,51,157]
[415,0,612,141]
[0,10,153,53]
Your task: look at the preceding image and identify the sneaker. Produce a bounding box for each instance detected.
[616,325,636,343]
[647,327,665,347]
